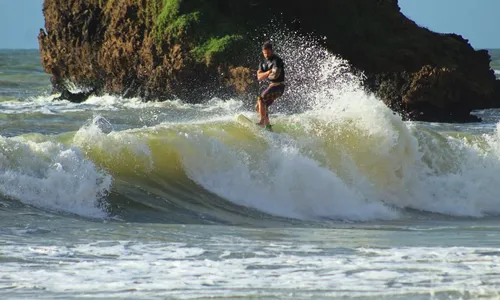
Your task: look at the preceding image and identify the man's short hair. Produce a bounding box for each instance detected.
[262,41,273,50]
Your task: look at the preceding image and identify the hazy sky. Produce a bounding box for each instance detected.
[0,0,498,49]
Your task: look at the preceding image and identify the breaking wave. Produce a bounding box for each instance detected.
[2,31,500,224]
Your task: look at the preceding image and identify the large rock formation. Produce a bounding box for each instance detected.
[38,0,500,122]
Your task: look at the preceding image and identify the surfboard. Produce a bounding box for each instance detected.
[236,114,273,131]
[236,114,300,132]
[236,114,255,126]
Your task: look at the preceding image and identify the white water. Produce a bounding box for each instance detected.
[176,128,397,221]
[2,230,500,299]
[0,135,111,218]
[2,59,500,222]
[169,94,500,221]
[0,93,245,115]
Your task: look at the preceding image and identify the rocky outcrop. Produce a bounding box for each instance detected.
[405,66,481,122]
[38,0,500,122]
[363,37,498,122]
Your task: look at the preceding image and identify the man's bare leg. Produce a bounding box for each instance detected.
[256,98,266,125]
[264,110,270,126]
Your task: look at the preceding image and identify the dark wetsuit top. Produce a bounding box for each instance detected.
[258,54,285,84]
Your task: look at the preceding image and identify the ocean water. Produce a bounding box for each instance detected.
[2,44,500,299]
[490,49,500,79]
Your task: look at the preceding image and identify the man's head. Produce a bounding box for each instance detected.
[262,41,273,59]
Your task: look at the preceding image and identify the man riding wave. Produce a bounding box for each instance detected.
[255,41,285,130]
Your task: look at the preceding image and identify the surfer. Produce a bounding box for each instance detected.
[256,41,285,129]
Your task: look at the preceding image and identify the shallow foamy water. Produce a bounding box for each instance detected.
[2,212,500,299]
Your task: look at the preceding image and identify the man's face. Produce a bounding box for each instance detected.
[262,48,273,59]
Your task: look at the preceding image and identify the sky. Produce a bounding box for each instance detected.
[0,0,44,49]
[399,0,500,49]
[0,0,498,49]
